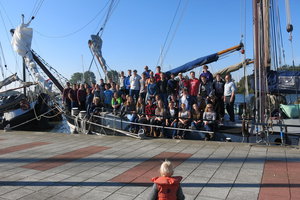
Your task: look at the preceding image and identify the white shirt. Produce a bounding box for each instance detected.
[130,74,141,90]
[224,80,236,96]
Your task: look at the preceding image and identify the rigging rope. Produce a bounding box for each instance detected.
[0,8,21,76]
[34,0,111,38]
[0,42,7,78]
[156,0,182,67]
[160,0,190,67]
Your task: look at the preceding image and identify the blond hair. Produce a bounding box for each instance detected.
[160,160,174,177]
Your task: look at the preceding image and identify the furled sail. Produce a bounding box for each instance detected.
[166,43,243,76]
[0,73,20,89]
[88,34,108,80]
[11,16,51,91]
[213,59,253,78]
[166,53,219,76]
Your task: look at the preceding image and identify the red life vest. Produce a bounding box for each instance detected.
[152,176,182,200]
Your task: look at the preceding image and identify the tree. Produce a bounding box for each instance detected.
[69,71,96,85]
[236,75,254,94]
[69,72,83,84]
[83,71,96,85]
[107,70,119,83]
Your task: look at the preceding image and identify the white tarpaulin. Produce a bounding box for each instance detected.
[11,18,51,91]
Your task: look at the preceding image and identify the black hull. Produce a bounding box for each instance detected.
[65,113,300,146]
[0,94,53,131]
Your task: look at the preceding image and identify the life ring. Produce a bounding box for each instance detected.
[20,100,30,110]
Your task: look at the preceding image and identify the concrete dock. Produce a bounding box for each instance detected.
[0,130,299,200]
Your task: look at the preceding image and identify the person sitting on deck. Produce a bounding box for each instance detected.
[167,93,179,109]
[177,103,191,139]
[152,100,166,138]
[203,103,216,140]
[89,97,103,116]
[165,101,178,139]
[190,103,202,131]
[145,98,157,136]
[149,160,185,200]
[121,96,137,132]
[111,92,122,114]
[135,96,147,133]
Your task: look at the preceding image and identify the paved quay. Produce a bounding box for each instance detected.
[0,130,299,200]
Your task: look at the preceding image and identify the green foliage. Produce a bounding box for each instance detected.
[236,75,254,94]
[277,65,300,71]
[69,71,96,85]
[107,70,119,83]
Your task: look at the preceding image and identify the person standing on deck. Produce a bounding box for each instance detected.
[68,83,78,109]
[167,73,178,96]
[178,72,189,95]
[224,74,236,122]
[200,65,213,83]
[129,69,141,102]
[124,69,132,95]
[154,66,162,82]
[62,82,72,113]
[104,84,114,109]
[188,71,200,106]
[119,71,125,92]
[143,65,151,79]
[77,84,87,111]
[139,72,147,101]
[157,73,168,108]
[212,73,225,121]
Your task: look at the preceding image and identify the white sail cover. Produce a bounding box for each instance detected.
[0,73,20,89]
[11,19,51,91]
[89,35,108,79]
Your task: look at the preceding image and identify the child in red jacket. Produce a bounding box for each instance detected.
[149,160,185,200]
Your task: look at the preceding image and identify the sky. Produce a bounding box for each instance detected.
[0,0,299,86]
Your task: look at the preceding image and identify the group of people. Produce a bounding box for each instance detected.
[62,65,236,140]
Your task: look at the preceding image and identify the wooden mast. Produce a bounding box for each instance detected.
[253,0,270,125]
[22,58,26,97]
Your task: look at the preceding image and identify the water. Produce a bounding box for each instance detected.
[50,115,71,134]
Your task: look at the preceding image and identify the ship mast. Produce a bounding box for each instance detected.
[253,0,270,126]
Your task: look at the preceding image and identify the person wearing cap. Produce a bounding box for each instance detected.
[129,69,141,102]
[200,65,213,83]
[143,65,151,79]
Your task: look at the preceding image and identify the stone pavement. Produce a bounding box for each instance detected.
[0,130,299,200]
